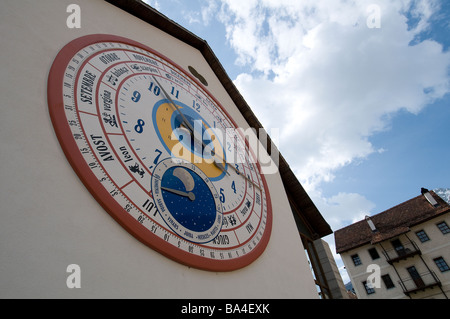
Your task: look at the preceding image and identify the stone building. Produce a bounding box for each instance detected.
[335,188,450,299]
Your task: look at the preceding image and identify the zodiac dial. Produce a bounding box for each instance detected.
[47,34,272,271]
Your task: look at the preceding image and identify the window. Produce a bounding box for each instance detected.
[363,281,375,295]
[381,274,395,289]
[391,239,406,256]
[434,257,450,272]
[368,248,380,260]
[415,230,430,242]
[407,266,425,289]
[437,221,450,234]
[351,254,362,266]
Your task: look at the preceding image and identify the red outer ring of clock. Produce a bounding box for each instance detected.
[47,34,272,272]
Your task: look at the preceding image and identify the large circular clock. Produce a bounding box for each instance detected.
[47,34,272,271]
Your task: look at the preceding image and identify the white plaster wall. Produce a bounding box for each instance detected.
[0,0,318,298]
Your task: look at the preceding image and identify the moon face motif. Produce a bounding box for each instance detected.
[173,167,195,192]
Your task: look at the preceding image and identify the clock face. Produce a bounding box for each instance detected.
[47,34,272,271]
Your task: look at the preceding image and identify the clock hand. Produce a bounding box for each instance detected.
[198,122,263,191]
[151,76,257,188]
[210,151,229,176]
[223,159,261,190]
[234,165,261,190]
[161,186,196,201]
[199,127,261,189]
[151,75,194,133]
[151,75,229,176]
[151,76,258,191]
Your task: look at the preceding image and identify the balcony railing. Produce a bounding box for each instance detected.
[398,271,442,296]
[382,241,421,264]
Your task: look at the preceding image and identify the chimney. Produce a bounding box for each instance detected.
[421,188,439,207]
[365,215,377,232]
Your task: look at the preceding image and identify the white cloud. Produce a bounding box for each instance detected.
[209,0,450,225]
[314,190,376,283]
[192,0,449,285]
[145,0,447,286]
[217,0,448,175]
[142,0,161,11]
[201,0,219,26]
[194,3,449,282]
[314,192,376,231]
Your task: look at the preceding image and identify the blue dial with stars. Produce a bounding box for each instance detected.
[152,158,222,244]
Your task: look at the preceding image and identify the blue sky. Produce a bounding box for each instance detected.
[144,0,450,281]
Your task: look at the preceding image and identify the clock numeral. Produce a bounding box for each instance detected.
[88,161,98,169]
[231,181,236,194]
[192,100,201,112]
[137,214,145,224]
[131,90,141,102]
[148,81,161,96]
[171,86,179,99]
[153,149,162,165]
[219,188,226,203]
[163,233,170,242]
[134,119,145,134]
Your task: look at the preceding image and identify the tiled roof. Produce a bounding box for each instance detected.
[334,191,450,254]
